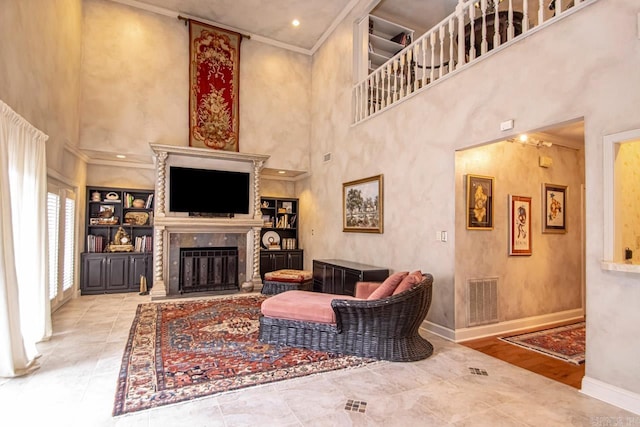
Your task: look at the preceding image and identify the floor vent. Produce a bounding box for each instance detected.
[344,399,367,413]
[469,367,488,376]
[467,277,498,327]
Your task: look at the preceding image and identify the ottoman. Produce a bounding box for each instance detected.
[261,269,313,295]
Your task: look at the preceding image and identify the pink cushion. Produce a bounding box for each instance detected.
[367,271,408,300]
[393,270,424,295]
[354,281,381,299]
[261,290,358,324]
[264,269,312,283]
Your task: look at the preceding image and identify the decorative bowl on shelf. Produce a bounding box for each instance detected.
[132,199,145,208]
[124,212,149,226]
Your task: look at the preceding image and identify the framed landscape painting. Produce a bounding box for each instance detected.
[509,195,532,256]
[542,183,567,233]
[466,175,494,230]
[343,175,383,233]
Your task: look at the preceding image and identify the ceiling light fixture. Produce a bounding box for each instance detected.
[116,154,127,159]
[292,19,300,27]
[507,134,552,148]
[278,170,286,174]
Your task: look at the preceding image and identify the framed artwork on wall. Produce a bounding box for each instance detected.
[542,183,567,233]
[509,195,532,256]
[343,174,383,233]
[466,175,494,230]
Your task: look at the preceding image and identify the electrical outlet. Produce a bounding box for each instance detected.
[441,231,448,242]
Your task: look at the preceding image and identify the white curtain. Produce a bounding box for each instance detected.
[0,100,51,377]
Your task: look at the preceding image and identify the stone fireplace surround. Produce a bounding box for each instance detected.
[149,144,269,299]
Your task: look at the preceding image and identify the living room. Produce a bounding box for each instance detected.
[1,0,639,423]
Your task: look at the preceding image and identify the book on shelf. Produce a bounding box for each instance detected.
[145,193,153,209]
[87,234,105,253]
[390,32,408,46]
[134,235,153,253]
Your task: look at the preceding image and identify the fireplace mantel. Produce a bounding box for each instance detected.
[149,144,270,299]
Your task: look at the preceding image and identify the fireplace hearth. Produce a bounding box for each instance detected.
[179,247,238,293]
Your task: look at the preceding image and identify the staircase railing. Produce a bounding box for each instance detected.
[353,0,592,124]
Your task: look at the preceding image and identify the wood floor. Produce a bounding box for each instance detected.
[461,322,585,389]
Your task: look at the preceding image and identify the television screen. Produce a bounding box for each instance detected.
[169,167,250,215]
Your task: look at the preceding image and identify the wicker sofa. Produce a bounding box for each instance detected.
[258,273,434,362]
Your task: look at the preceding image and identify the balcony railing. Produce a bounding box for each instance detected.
[353,0,594,124]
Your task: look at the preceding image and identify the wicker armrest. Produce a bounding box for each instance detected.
[331,274,433,335]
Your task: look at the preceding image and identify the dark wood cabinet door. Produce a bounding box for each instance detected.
[342,269,362,296]
[287,251,303,270]
[128,255,148,292]
[259,252,272,278]
[82,255,106,292]
[271,252,288,272]
[106,256,129,291]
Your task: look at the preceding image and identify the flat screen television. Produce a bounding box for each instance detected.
[169,166,250,215]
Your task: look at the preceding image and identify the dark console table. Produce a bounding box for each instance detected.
[312,259,389,296]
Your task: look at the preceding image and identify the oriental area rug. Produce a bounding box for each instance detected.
[499,322,586,365]
[113,295,372,416]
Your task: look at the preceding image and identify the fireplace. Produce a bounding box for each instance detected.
[149,144,270,299]
[179,247,238,293]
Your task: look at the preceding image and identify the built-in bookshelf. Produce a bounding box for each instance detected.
[259,197,303,278]
[367,15,414,73]
[81,186,154,295]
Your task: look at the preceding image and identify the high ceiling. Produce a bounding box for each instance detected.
[114,0,455,52]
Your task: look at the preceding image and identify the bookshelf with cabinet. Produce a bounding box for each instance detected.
[80,186,154,294]
[259,197,303,278]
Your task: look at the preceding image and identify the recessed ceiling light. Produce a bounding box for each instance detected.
[116,154,126,159]
[278,170,286,174]
[292,19,300,27]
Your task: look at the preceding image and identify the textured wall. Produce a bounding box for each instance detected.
[0,0,84,180]
[455,142,584,328]
[307,0,640,394]
[616,142,640,263]
[80,0,311,177]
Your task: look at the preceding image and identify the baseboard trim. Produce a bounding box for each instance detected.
[581,376,640,415]
[421,308,584,343]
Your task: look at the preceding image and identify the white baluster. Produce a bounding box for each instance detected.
[393,60,399,101]
[386,63,392,106]
[481,0,488,55]
[413,45,419,90]
[508,0,514,40]
[406,49,413,93]
[439,25,445,79]
[556,0,563,15]
[422,39,428,87]
[493,0,500,49]
[399,53,405,98]
[470,5,476,61]
[374,72,380,112]
[456,1,466,69]
[430,32,436,83]
[368,76,373,116]
[448,18,455,74]
[523,0,529,32]
[538,0,544,26]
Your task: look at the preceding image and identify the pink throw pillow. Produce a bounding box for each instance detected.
[393,270,424,295]
[367,271,408,300]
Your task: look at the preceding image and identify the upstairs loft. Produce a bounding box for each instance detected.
[353,0,591,124]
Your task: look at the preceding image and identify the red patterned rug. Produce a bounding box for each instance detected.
[113,295,372,416]
[499,322,585,365]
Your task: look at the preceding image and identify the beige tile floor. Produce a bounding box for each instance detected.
[0,292,636,426]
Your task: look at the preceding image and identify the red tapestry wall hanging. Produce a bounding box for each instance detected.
[189,21,242,151]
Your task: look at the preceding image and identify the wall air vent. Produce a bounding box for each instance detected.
[467,277,498,327]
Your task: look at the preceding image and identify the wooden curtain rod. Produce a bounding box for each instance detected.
[177,15,251,39]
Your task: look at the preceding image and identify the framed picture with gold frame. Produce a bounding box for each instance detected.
[542,183,567,233]
[466,174,494,230]
[343,174,383,233]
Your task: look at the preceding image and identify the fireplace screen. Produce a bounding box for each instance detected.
[179,247,238,293]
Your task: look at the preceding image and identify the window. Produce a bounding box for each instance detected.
[47,183,77,309]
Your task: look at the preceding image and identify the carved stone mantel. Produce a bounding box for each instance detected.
[149,144,269,299]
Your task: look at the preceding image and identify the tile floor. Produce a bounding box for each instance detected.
[0,292,636,426]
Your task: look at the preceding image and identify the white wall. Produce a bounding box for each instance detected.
[0,0,85,184]
[305,0,640,401]
[80,0,312,186]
